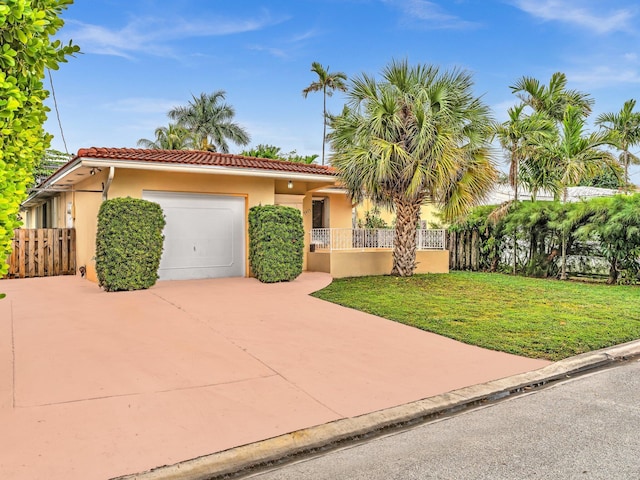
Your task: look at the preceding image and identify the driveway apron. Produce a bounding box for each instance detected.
[0,273,549,479]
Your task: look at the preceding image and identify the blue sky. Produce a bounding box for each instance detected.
[46,0,640,180]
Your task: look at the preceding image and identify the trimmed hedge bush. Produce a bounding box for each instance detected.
[96,197,165,292]
[249,205,304,283]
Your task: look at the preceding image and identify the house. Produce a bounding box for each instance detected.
[22,147,448,282]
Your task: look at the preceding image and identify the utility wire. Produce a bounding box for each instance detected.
[47,68,69,154]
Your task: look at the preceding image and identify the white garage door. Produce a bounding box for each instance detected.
[142,191,245,280]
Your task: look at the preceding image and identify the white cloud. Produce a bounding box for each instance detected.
[383,0,480,29]
[247,44,288,59]
[65,12,288,59]
[511,0,636,34]
[569,66,640,89]
[290,29,321,43]
[245,28,320,60]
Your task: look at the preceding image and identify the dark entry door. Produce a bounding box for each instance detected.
[312,199,325,228]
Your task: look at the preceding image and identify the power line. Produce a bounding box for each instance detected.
[47,68,69,154]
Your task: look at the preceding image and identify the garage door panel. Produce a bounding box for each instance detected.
[142,191,245,280]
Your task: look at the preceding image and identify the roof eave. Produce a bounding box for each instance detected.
[22,157,83,206]
[78,158,338,182]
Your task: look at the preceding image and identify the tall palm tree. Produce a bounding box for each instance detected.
[595,99,640,191]
[137,124,194,150]
[511,72,594,122]
[302,62,348,165]
[508,72,595,202]
[494,105,555,203]
[329,60,497,277]
[541,106,616,280]
[168,91,250,153]
[493,105,555,273]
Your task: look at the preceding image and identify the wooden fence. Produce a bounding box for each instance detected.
[5,228,76,279]
[447,230,481,271]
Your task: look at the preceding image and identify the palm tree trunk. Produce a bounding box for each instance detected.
[391,198,421,277]
[560,187,568,280]
[560,232,568,280]
[607,257,619,285]
[322,86,327,166]
[513,153,518,275]
[624,150,629,192]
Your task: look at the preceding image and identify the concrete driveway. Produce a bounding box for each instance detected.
[0,273,549,479]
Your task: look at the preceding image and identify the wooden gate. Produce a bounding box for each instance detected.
[5,229,76,278]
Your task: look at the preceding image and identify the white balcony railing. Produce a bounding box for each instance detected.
[310,228,446,251]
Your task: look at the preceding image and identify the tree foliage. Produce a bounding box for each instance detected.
[137,123,195,150]
[595,99,640,191]
[241,144,319,164]
[0,0,79,280]
[511,72,594,122]
[450,195,640,284]
[493,104,555,202]
[302,62,348,165]
[330,60,497,276]
[571,195,640,284]
[241,144,283,159]
[168,91,250,153]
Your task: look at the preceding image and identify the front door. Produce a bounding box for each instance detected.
[312,199,325,229]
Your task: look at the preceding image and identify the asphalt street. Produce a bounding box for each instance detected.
[247,359,640,480]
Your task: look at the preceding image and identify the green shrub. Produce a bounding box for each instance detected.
[249,205,304,283]
[96,197,165,292]
[0,1,78,295]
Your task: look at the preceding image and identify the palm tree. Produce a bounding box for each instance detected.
[241,144,283,159]
[137,124,194,150]
[595,99,640,191]
[329,60,497,277]
[494,105,555,203]
[168,91,250,153]
[541,106,616,280]
[302,62,348,165]
[493,105,555,273]
[508,72,595,201]
[511,72,594,122]
[518,154,561,201]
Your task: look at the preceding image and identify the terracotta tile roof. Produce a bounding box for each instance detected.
[76,147,337,176]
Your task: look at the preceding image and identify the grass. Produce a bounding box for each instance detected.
[311,272,640,361]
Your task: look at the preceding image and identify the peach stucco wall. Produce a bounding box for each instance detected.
[36,168,345,283]
[327,193,354,228]
[354,199,443,228]
[79,169,279,282]
[307,250,450,278]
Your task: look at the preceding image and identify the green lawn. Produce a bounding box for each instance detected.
[311,272,640,361]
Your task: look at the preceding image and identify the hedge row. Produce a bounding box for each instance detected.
[449,194,640,284]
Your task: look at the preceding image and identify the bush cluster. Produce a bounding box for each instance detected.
[96,198,165,291]
[0,1,78,287]
[249,205,304,283]
[449,194,640,284]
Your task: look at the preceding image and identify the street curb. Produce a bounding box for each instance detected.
[113,339,640,480]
